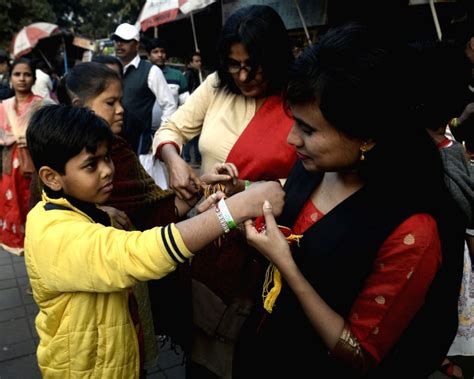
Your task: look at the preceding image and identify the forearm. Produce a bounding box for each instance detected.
[175,193,251,252]
[160,143,182,166]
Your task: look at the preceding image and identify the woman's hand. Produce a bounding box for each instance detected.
[99,206,132,230]
[244,200,293,267]
[200,162,244,196]
[166,153,202,200]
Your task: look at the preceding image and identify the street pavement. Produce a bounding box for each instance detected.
[0,247,185,379]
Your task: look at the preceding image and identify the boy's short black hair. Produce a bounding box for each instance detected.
[27,104,114,176]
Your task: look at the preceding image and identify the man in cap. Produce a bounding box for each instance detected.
[112,23,176,154]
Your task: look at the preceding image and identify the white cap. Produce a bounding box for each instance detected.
[111,23,140,42]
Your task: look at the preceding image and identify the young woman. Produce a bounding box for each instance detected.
[234,23,465,378]
[0,58,53,255]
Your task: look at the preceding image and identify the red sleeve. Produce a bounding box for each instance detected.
[348,213,441,363]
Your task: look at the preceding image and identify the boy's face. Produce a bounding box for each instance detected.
[149,47,167,67]
[59,141,114,204]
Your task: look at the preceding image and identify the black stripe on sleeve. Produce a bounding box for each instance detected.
[166,225,187,262]
[160,226,180,264]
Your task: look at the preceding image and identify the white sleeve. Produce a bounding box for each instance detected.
[148,65,177,123]
[178,91,189,106]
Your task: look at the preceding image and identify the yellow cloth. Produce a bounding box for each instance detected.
[25,193,191,378]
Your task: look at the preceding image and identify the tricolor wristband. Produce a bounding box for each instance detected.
[215,206,230,233]
[217,198,237,230]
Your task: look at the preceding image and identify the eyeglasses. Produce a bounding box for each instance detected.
[226,61,263,75]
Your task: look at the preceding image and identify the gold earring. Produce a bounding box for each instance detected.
[360,143,368,161]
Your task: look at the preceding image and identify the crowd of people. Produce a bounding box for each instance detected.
[0,4,473,379]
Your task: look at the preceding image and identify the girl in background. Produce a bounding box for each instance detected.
[0,58,53,255]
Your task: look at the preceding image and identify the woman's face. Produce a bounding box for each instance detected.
[11,63,35,94]
[228,43,268,98]
[288,101,369,173]
[84,80,124,135]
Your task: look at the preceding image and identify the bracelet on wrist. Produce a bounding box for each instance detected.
[244,179,251,190]
[215,205,230,233]
[216,198,237,231]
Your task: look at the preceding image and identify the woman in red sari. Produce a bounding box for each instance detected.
[236,23,465,378]
[153,5,297,377]
[0,58,52,255]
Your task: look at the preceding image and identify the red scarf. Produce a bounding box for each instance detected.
[225,96,296,181]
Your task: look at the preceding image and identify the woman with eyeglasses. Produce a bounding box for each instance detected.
[152,5,296,377]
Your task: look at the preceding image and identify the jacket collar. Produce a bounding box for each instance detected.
[41,192,111,226]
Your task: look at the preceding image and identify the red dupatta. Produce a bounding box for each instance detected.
[225,95,296,181]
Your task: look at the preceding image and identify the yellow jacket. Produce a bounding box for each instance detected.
[25,194,191,378]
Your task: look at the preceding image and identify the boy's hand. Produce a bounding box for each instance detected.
[228,181,285,221]
[244,181,285,218]
[99,206,132,230]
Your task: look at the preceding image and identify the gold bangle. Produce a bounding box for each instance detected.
[331,323,371,373]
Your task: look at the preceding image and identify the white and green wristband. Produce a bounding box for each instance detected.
[216,198,237,232]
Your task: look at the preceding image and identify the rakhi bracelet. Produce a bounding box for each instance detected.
[217,198,237,230]
[244,179,251,190]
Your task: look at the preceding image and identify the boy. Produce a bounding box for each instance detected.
[25,105,284,378]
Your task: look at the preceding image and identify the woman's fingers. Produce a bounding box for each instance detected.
[223,162,239,178]
[200,173,232,184]
[196,193,217,213]
[261,200,278,231]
